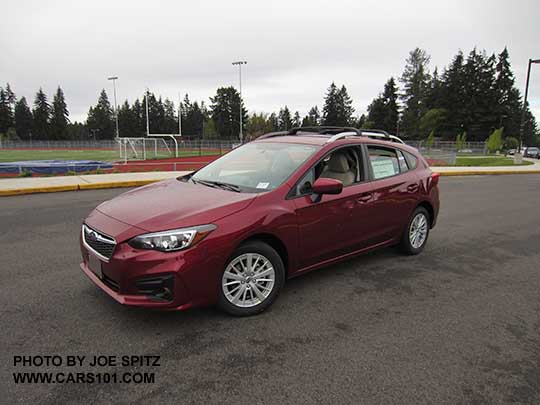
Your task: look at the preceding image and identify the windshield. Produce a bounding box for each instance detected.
[191,142,320,193]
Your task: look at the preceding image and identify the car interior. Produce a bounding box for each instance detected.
[295,147,362,196]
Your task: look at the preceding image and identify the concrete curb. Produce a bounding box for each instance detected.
[0,179,158,197]
[1,169,540,197]
[436,170,540,176]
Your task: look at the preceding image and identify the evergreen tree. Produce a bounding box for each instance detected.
[163,98,178,134]
[521,101,539,146]
[323,83,355,126]
[118,100,142,137]
[32,88,50,139]
[4,84,16,108]
[209,87,247,139]
[494,47,521,138]
[336,85,355,126]
[0,87,14,135]
[322,82,339,126]
[381,78,399,132]
[355,114,367,128]
[302,106,320,126]
[14,97,33,140]
[86,89,114,139]
[425,67,444,109]
[203,118,218,138]
[180,94,207,137]
[440,51,468,139]
[293,111,301,127]
[366,97,386,129]
[278,106,293,130]
[245,112,274,138]
[367,77,399,132]
[461,49,498,140]
[143,93,166,134]
[50,87,70,139]
[400,48,431,137]
[131,99,146,137]
[268,112,279,131]
[66,122,88,140]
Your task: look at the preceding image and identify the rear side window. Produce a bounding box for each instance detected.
[403,151,418,169]
[397,150,409,172]
[367,147,400,179]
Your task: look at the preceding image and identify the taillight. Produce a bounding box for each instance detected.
[430,172,440,187]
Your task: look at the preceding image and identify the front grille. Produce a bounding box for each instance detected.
[82,224,116,261]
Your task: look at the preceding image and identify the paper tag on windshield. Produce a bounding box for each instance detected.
[256,182,270,189]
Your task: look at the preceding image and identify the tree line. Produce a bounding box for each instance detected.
[0,46,538,145]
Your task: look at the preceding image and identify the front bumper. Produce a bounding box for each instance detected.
[80,224,230,310]
[80,260,192,309]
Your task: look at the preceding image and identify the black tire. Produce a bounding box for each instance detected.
[217,241,285,316]
[400,206,430,255]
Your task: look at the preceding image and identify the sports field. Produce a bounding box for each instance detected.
[0,149,220,163]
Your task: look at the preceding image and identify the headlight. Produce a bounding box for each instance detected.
[128,224,217,252]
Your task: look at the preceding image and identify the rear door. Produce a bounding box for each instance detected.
[364,145,420,243]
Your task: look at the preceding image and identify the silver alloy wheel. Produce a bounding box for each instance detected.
[222,253,276,308]
[409,212,428,249]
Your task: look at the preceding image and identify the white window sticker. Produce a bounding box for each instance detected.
[371,159,397,179]
[256,182,270,189]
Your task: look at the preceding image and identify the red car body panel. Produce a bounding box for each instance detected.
[80,135,439,310]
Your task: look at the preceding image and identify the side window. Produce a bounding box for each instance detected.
[367,146,401,180]
[296,168,315,196]
[403,151,418,169]
[397,150,409,172]
[319,146,363,187]
[291,146,364,197]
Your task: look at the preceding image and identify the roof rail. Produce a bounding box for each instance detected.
[358,128,390,136]
[325,129,405,144]
[325,132,362,143]
[288,126,362,135]
[257,126,404,144]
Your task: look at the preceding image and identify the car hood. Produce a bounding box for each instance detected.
[94,178,256,233]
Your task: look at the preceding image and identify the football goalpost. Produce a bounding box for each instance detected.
[118,88,181,162]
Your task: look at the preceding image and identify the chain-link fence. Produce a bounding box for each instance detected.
[0,138,238,151]
[405,140,487,165]
[0,137,488,167]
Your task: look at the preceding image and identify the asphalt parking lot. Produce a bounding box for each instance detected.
[1,175,540,404]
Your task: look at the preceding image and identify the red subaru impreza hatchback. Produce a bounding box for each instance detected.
[80,127,439,316]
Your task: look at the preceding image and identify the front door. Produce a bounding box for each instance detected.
[291,146,377,270]
[293,181,375,269]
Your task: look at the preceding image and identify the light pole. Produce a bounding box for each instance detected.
[108,76,119,139]
[518,59,540,155]
[232,61,247,142]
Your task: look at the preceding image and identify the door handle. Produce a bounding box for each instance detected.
[356,193,372,203]
[407,184,419,192]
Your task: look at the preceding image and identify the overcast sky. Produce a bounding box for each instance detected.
[1,0,539,124]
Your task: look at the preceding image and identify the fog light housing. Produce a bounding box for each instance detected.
[135,275,174,301]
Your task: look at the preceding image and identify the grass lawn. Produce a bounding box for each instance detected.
[453,156,534,166]
[0,149,217,163]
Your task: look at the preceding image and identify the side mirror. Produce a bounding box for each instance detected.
[312,178,343,195]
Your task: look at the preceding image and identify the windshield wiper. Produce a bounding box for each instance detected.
[191,178,242,192]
